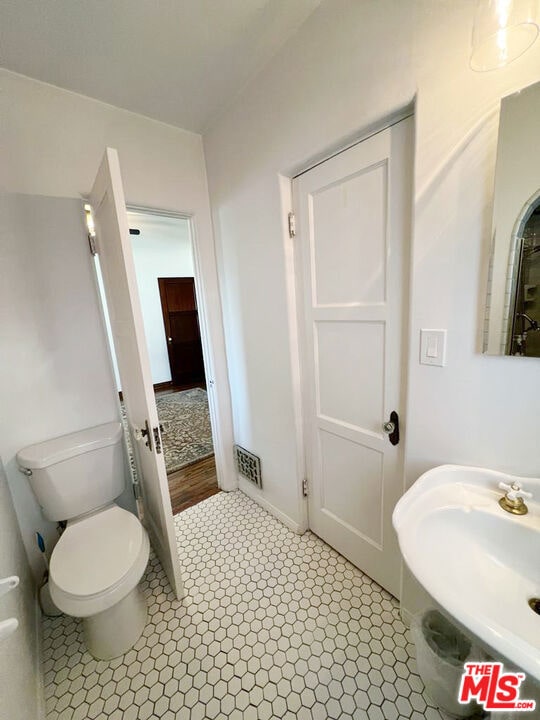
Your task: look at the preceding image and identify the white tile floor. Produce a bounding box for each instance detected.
[43,490,452,719]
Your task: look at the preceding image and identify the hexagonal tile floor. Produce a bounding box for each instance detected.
[43,490,453,719]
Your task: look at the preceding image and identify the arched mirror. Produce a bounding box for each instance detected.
[484,81,540,357]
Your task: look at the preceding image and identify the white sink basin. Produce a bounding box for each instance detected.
[393,464,540,681]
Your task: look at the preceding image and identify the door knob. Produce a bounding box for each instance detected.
[168,337,172,344]
[133,420,153,452]
[383,411,400,446]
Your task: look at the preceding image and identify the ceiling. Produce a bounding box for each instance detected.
[0,0,322,133]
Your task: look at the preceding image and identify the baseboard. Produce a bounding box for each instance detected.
[400,605,413,628]
[144,511,185,602]
[119,380,206,402]
[153,380,173,393]
[238,476,304,534]
[35,590,46,720]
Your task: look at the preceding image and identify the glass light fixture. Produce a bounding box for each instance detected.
[84,203,96,242]
[471,0,540,71]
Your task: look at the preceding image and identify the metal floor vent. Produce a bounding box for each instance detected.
[235,445,262,488]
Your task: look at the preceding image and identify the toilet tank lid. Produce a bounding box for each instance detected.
[17,422,123,470]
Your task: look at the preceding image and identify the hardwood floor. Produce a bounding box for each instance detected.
[168,455,220,515]
[156,382,216,514]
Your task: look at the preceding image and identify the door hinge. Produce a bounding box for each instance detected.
[132,477,142,500]
[84,204,98,255]
[302,478,308,497]
[87,233,97,256]
[288,212,296,238]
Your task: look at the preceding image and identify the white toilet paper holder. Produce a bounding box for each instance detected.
[0,576,19,599]
[0,617,19,641]
[0,576,20,642]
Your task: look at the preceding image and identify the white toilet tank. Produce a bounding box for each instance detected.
[17,422,125,521]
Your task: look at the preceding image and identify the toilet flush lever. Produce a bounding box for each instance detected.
[0,576,19,600]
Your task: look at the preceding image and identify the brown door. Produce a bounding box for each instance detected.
[158,277,205,387]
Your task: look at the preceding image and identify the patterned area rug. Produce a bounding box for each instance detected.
[158,388,213,473]
[121,387,213,476]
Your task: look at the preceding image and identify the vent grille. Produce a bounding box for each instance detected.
[235,445,262,488]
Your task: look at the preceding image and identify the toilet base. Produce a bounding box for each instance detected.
[83,585,147,660]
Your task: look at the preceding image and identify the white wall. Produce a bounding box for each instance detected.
[2,67,236,482]
[404,3,540,613]
[129,213,194,385]
[0,457,43,720]
[1,70,237,572]
[205,0,415,527]
[203,0,540,610]
[485,81,540,354]
[0,193,133,579]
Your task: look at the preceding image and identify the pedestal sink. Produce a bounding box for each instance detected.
[393,465,540,682]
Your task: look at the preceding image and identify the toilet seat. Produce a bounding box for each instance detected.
[49,505,149,618]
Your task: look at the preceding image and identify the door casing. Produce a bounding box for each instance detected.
[125,205,236,495]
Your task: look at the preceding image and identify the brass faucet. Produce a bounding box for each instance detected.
[498,481,532,516]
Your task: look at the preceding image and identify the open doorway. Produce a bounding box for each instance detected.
[98,207,220,515]
[128,210,220,514]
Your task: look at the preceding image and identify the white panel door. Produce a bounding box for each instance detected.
[294,119,412,598]
[90,148,184,600]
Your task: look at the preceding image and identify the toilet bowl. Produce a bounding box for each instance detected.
[17,422,150,660]
[49,504,150,659]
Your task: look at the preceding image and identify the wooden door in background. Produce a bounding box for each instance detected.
[158,277,205,387]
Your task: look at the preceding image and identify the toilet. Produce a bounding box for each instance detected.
[17,422,150,660]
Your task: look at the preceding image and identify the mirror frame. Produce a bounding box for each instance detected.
[504,190,540,354]
[483,81,540,357]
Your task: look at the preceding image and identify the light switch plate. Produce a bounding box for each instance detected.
[420,329,447,366]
